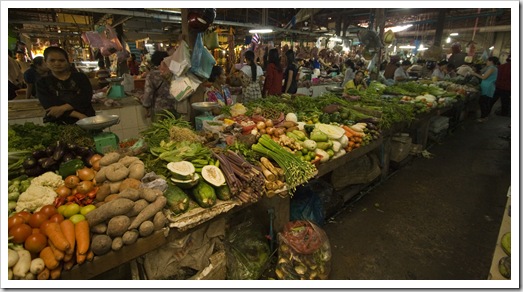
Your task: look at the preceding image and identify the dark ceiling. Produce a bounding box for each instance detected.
[8,8,511,48]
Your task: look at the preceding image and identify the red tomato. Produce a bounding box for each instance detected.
[9,223,32,244]
[28,212,49,228]
[14,211,31,223]
[39,220,52,236]
[48,213,64,223]
[8,215,25,230]
[40,205,58,217]
[24,233,48,253]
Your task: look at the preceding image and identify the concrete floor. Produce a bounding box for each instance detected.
[323,107,512,281]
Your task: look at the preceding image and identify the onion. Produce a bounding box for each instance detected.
[76,180,94,195]
[64,175,80,189]
[91,159,101,171]
[88,154,103,166]
[256,121,266,130]
[265,119,274,128]
[77,167,95,181]
[55,185,72,198]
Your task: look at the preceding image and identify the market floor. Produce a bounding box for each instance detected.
[323,108,512,280]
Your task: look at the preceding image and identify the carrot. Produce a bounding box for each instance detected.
[46,222,70,252]
[50,263,62,280]
[344,126,365,138]
[60,220,76,255]
[76,248,87,265]
[39,246,60,270]
[75,220,90,255]
[86,250,95,262]
[63,258,75,271]
[37,268,50,280]
[47,239,65,261]
[63,252,73,263]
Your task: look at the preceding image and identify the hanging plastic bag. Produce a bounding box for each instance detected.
[169,72,202,102]
[190,32,216,79]
[204,30,220,50]
[165,40,191,77]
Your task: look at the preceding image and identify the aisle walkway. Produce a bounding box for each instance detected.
[324,110,512,280]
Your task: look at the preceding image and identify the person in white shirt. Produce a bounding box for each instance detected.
[394,60,411,82]
[238,50,264,102]
[431,60,447,81]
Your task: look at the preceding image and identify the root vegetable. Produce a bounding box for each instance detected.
[91,223,108,234]
[46,222,70,252]
[76,249,86,265]
[118,188,141,201]
[107,215,131,237]
[75,220,90,255]
[86,250,94,262]
[59,219,76,255]
[39,246,59,270]
[126,199,149,217]
[122,230,139,245]
[118,178,142,193]
[140,188,162,203]
[49,263,62,280]
[13,249,31,278]
[85,198,135,227]
[48,240,65,261]
[90,234,113,256]
[111,237,124,251]
[29,258,45,275]
[139,221,154,237]
[153,212,167,231]
[99,152,121,166]
[118,156,140,167]
[95,183,111,202]
[109,181,122,194]
[104,193,120,202]
[128,162,145,180]
[63,259,75,271]
[8,268,13,280]
[105,163,129,182]
[94,167,107,184]
[37,268,50,280]
[8,249,19,268]
[128,196,167,230]
[24,272,36,280]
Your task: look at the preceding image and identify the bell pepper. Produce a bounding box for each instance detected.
[58,158,84,178]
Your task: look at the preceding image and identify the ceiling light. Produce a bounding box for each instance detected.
[446,37,451,43]
[489,46,494,50]
[386,24,413,33]
[249,28,273,34]
[449,32,459,36]
[399,45,416,49]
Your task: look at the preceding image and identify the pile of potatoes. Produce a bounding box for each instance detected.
[87,152,168,256]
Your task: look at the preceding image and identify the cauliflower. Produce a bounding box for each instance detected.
[30,171,64,189]
[15,185,57,213]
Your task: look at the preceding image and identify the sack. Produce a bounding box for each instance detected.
[204,30,220,50]
[169,73,202,102]
[121,73,134,92]
[190,32,216,79]
[166,40,191,77]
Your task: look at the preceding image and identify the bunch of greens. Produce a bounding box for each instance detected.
[140,110,192,149]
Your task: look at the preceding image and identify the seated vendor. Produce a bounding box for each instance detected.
[343,70,368,93]
[205,65,233,106]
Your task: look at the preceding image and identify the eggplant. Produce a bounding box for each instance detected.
[61,152,76,163]
[25,165,44,177]
[32,149,48,160]
[38,157,49,168]
[52,142,66,162]
[66,142,77,151]
[23,157,38,170]
[41,157,58,169]
[45,144,56,156]
[75,146,90,157]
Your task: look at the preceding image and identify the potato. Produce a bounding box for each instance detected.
[128,162,145,180]
[153,211,167,231]
[24,272,36,280]
[125,199,149,217]
[118,188,141,201]
[139,221,155,237]
[13,249,31,278]
[95,183,111,202]
[111,237,124,251]
[91,223,108,234]
[95,167,107,184]
[99,152,121,166]
[122,230,139,245]
[107,215,132,238]
[104,194,120,203]
[109,181,122,194]
[105,163,129,182]
[91,234,113,256]
[8,268,13,280]
[85,198,135,227]
[30,258,45,275]
[118,156,140,167]
[140,188,162,203]
[118,178,142,192]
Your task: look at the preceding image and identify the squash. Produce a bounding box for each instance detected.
[315,123,346,140]
[216,184,231,201]
[167,161,195,180]
[164,183,190,214]
[191,180,217,208]
[200,165,226,187]
[170,173,200,189]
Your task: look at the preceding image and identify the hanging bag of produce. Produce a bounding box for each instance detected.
[204,29,220,50]
[166,40,191,78]
[275,220,331,280]
[190,32,216,79]
[169,72,202,102]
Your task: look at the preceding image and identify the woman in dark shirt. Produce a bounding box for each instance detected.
[36,47,95,124]
[263,48,284,96]
[23,56,48,99]
[283,50,298,94]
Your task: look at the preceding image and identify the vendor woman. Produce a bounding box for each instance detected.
[205,65,233,106]
[36,47,95,124]
[343,70,367,94]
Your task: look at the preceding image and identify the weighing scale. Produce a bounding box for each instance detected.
[192,102,219,131]
[106,77,126,99]
[76,114,120,154]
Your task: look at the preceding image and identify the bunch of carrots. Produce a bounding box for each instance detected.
[341,124,367,153]
[38,219,91,280]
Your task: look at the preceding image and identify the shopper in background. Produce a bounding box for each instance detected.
[494,55,511,117]
[431,60,448,81]
[206,65,233,106]
[447,42,467,69]
[15,50,31,73]
[36,46,95,124]
[23,56,49,99]
[95,59,111,90]
[8,50,25,100]
[341,59,356,87]
[445,63,457,79]
[383,56,399,80]
[470,56,499,122]
[343,70,367,94]
[394,60,411,82]
[239,50,263,102]
[282,49,298,94]
[141,50,178,121]
[263,48,284,97]
[127,53,140,76]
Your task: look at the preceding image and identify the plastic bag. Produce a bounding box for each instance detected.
[169,73,202,102]
[121,73,134,92]
[166,40,191,77]
[290,182,326,226]
[204,30,220,50]
[190,32,216,79]
[275,220,331,280]
[225,219,270,280]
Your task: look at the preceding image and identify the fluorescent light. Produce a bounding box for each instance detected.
[418,48,428,51]
[489,46,494,50]
[386,24,413,33]
[446,37,451,43]
[449,32,459,36]
[399,45,416,49]
[249,28,273,34]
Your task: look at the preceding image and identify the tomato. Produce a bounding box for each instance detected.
[8,215,25,230]
[40,205,58,218]
[9,223,32,244]
[48,213,65,223]
[28,212,49,228]
[39,220,52,236]
[14,211,32,223]
[24,233,48,253]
